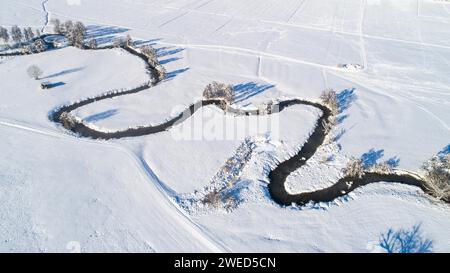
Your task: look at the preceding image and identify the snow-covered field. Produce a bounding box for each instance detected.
[1,0,449,252]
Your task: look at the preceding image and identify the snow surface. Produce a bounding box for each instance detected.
[1,0,450,252]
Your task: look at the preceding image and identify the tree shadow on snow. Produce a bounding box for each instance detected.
[41,67,84,80]
[360,148,400,168]
[165,68,190,80]
[156,46,185,58]
[379,224,433,253]
[83,109,118,123]
[438,144,450,158]
[336,88,357,124]
[233,82,275,103]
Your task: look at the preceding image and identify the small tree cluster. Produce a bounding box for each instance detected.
[201,188,239,211]
[66,21,86,48]
[52,19,86,48]
[27,65,43,80]
[203,81,234,104]
[422,154,450,201]
[343,157,365,178]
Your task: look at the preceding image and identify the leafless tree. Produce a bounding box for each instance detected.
[155,64,166,81]
[52,18,62,34]
[141,44,158,63]
[0,26,10,44]
[320,88,339,116]
[72,21,86,48]
[63,20,74,34]
[422,154,450,201]
[23,27,34,42]
[35,29,41,38]
[27,65,43,80]
[11,25,23,45]
[343,157,365,178]
[124,34,133,47]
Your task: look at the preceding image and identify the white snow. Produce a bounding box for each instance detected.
[1,0,449,252]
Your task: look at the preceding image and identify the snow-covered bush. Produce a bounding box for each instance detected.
[203,81,234,104]
[27,65,43,80]
[202,190,222,208]
[87,39,97,49]
[141,45,158,63]
[370,161,394,174]
[33,39,46,53]
[154,64,166,81]
[124,35,133,47]
[320,89,339,116]
[343,157,365,178]
[422,154,450,201]
[60,112,77,130]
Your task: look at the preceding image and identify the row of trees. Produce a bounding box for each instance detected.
[0,25,41,47]
[52,19,87,48]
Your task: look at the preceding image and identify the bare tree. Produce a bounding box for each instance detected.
[124,34,133,47]
[320,89,339,116]
[11,25,23,45]
[343,157,365,178]
[27,65,43,80]
[0,26,9,44]
[63,20,74,34]
[72,21,86,48]
[23,27,35,42]
[35,29,41,38]
[52,18,62,34]
[422,154,450,201]
[155,64,166,81]
[203,82,234,104]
